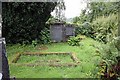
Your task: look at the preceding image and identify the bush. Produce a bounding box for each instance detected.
[32,40,38,47]
[40,26,51,44]
[82,22,95,38]
[75,22,95,39]
[75,14,118,44]
[67,36,81,46]
[92,14,118,43]
[96,37,120,79]
[75,24,82,35]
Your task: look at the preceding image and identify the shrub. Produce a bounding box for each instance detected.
[75,22,95,39]
[32,39,38,47]
[67,36,81,46]
[40,26,51,44]
[82,22,95,38]
[75,24,82,35]
[96,37,120,79]
[75,14,118,44]
[92,14,118,43]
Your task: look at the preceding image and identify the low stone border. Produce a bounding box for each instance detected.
[12,63,78,67]
[12,53,21,63]
[11,52,80,67]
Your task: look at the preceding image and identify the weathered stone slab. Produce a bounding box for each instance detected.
[0,38,10,79]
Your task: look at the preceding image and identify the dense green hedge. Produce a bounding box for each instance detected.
[2,2,56,44]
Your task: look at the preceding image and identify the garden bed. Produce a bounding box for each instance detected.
[11,52,80,67]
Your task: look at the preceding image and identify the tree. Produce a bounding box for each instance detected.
[86,2,119,22]
[54,0,66,22]
[2,2,57,44]
[73,16,80,24]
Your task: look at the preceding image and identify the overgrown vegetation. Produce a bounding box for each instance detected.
[92,14,118,43]
[72,2,119,79]
[3,1,120,79]
[96,38,120,79]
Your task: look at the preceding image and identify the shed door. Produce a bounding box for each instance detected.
[66,27,75,36]
[51,26,63,42]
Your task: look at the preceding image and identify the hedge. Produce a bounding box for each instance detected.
[2,2,56,44]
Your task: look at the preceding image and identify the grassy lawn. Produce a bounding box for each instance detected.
[17,54,73,64]
[6,37,102,78]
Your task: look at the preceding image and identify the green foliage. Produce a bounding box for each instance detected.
[99,41,118,65]
[75,14,118,43]
[32,39,38,47]
[67,36,81,46]
[46,16,66,24]
[46,16,57,23]
[73,2,119,42]
[96,38,120,79]
[72,2,119,79]
[75,25,82,35]
[92,14,118,43]
[72,10,88,24]
[40,26,51,44]
[7,38,102,78]
[75,22,95,39]
[81,22,94,37]
[2,2,56,44]
[87,2,119,22]
[73,16,80,24]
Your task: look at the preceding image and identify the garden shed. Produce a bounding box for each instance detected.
[65,24,75,40]
[50,23,75,42]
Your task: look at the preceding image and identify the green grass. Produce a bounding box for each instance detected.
[6,37,103,78]
[17,54,73,64]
